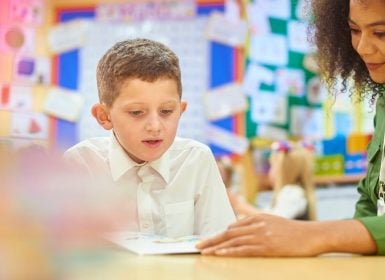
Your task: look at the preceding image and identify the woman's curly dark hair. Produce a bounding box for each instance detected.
[309,0,385,102]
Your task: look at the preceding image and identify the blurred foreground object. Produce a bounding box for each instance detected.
[0,146,135,279]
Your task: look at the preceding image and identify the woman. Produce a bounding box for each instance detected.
[197,0,384,257]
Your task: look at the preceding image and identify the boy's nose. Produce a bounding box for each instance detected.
[145,114,161,132]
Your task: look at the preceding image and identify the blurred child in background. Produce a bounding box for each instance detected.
[267,141,316,220]
[217,141,316,220]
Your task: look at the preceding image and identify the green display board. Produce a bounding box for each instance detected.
[244,0,321,140]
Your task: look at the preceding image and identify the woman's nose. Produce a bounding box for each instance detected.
[356,33,375,56]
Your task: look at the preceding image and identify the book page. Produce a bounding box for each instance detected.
[105,232,200,255]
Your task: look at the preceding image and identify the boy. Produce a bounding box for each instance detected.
[64,38,235,238]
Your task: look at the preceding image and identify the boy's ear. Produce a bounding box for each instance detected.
[91,103,113,130]
[180,101,187,114]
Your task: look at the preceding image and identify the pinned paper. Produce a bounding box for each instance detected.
[206,124,249,155]
[242,63,274,96]
[205,12,248,47]
[0,25,36,54]
[275,68,305,96]
[307,76,326,104]
[249,34,288,66]
[251,91,287,125]
[43,88,85,122]
[290,106,323,139]
[10,112,48,139]
[0,84,33,112]
[247,2,270,36]
[10,0,44,25]
[264,0,291,20]
[288,20,311,53]
[14,56,51,85]
[1,85,10,107]
[48,19,90,54]
[203,83,247,120]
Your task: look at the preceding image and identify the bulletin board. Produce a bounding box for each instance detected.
[50,0,242,157]
[243,0,322,142]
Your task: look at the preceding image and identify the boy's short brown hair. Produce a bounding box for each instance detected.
[96,38,182,107]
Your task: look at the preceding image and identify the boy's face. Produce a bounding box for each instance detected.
[94,78,186,164]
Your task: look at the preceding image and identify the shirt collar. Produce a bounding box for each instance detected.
[147,149,170,184]
[108,134,170,183]
[109,134,141,181]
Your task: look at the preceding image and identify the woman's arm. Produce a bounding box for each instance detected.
[196,214,377,257]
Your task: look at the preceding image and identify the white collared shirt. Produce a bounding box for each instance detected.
[64,135,235,238]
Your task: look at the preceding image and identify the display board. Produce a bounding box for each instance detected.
[51,0,241,157]
[243,0,322,142]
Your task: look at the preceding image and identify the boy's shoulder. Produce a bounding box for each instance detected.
[170,137,212,155]
[64,137,111,158]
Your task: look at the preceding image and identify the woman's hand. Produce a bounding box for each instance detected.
[196,214,322,257]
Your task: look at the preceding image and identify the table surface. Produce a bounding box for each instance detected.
[66,251,385,280]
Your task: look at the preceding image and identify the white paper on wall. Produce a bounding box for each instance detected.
[205,11,248,47]
[206,124,249,155]
[307,76,327,104]
[247,2,270,36]
[288,20,311,53]
[0,85,33,112]
[10,111,49,139]
[9,0,44,25]
[265,0,291,19]
[275,68,305,97]
[0,24,36,54]
[290,106,324,139]
[13,56,51,85]
[242,63,274,96]
[43,88,85,122]
[249,34,288,66]
[203,83,247,120]
[48,19,90,54]
[251,91,287,125]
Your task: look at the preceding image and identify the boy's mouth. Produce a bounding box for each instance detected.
[142,139,163,147]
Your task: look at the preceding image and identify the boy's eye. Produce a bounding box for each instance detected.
[160,109,173,115]
[129,110,144,117]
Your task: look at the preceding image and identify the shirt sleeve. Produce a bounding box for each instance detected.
[354,101,385,255]
[193,150,236,237]
[356,216,385,255]
[355,177,385,255]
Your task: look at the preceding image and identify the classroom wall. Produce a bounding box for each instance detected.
[0,0,374,186]
[1,0,243,155]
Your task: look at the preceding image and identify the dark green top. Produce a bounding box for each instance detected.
[354,95,385,255]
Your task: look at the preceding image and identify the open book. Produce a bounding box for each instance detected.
[105,232,200,255]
